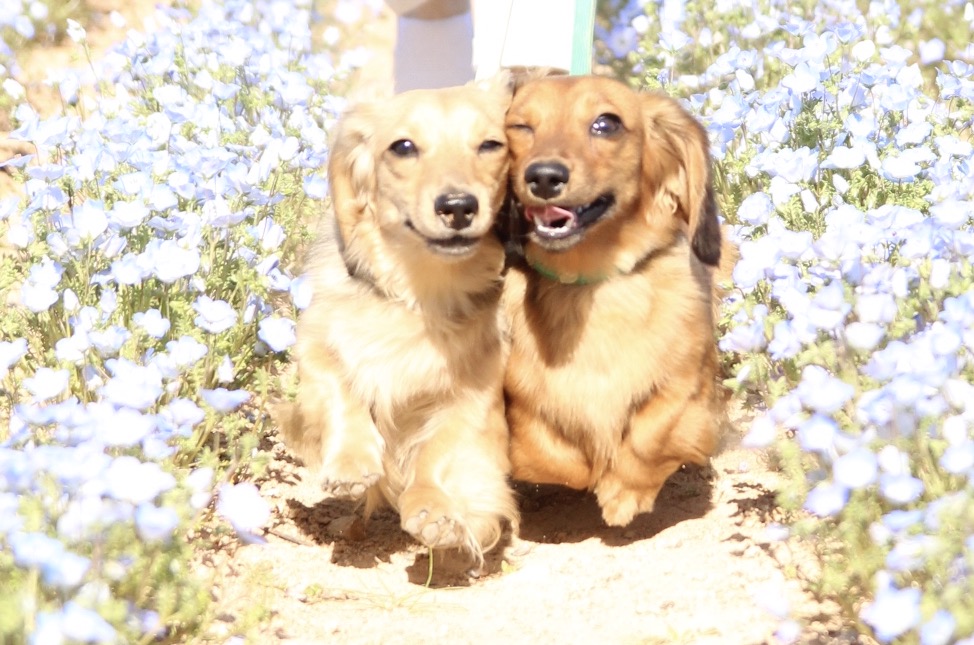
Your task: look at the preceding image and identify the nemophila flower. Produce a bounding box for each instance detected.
[289,275,313,310]
[880,474,923,504]
[0,338,28,377]
[163,398,205,427]
[216,482,269,542]
[193,296,238,334]
[201,388,250,413]
[303,174,328,199]
[70,199,109,241]
[258,317,296,352]
[797,414,838,453]
[100,358,163,410]
[768,320,802,360]
[133,309,171,339]
[742,415,776,448]
[939,441,974,475]
[807,282,852,331]
[56,496,131,542]
[822,145,866,170]
[861,582,921,643]
[164,336,208,369]
[921,610,956,645]
[186,467,214,510]
[65,18,87,43]
[796,365,854,415]
[805,481,848,517]
[844,322,885,351]
[737,192,775,226]
[135,503,180,543]
[23,367,70,401]
[21,257,63,312]
[88,325,131,358]
[60,602,116,643]
[88,405,157,447]
[833,447,879,489]
[150,239,201,283]
[9,531,65,569]
[217,355,235,384]
[101,456,176,505]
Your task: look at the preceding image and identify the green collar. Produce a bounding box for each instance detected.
[527,257,611,286]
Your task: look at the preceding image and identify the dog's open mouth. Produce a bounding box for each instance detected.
[524,194,615,241]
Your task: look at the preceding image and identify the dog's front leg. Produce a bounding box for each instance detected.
[397,390,517,562]
[594,375,718,527]
[283,344,385,500]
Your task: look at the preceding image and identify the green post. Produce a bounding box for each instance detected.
[570,0,596,75]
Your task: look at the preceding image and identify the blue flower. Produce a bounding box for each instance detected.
[23,367,70,401]
[193,296,238,334]
[164,336,208,369]
[833,448,879,489]
[289,275,313,310]
[742,415,776,448]
[0,338,28,377]
[133,309,171,339]
[216,482,269,542]
[797,414,838,453]
[303,174,328,199]
[257,317,296,352]
[860,583,921,643]
[100,359,163,410]
[880,474,923,504]
[822,145,866,170]
[796,365,854,415]
[90,406,157,447]
[844,322,885,351]
[804,482,848,517]
[921,610,956,645]
[201,388,251,413]
[101,456,176,504]
[135,503,180,543]
[150,239,200,283]
[60,601,116,643]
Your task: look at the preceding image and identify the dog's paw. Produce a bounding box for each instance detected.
[399,486,479,551]
[402,509,468,548]
[320,452,384,500]
[595,480,658,527]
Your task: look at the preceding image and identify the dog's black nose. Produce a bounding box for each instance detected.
[434,192,479,230]
[525,161,569,199]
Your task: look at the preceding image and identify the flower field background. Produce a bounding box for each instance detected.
[1,0,972,642]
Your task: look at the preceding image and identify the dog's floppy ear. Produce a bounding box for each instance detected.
[327,103,378,244]
[641,94,722,266]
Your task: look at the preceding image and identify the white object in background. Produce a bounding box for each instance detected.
[387,0,577,92]
[393,11,474,92]
[473,0,574,78]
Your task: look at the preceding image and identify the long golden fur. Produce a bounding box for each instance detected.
[502,75,733,527]
[279,80,517,562]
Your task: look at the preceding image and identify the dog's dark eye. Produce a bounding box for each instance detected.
[506,124,534,135]
[478,139,505,153]
[590,114,622,137]
[389,139,418,157]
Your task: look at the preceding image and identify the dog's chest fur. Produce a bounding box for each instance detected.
[319,280,503,419]
[505,246,714,447]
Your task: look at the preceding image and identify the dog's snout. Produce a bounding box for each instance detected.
[434,192,479,230]
[525,161,570,199]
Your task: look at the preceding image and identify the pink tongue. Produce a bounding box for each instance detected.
[525,205,576,227]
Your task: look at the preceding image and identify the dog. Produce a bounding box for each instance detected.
[279,78,517,563]
[501,75,732,527]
